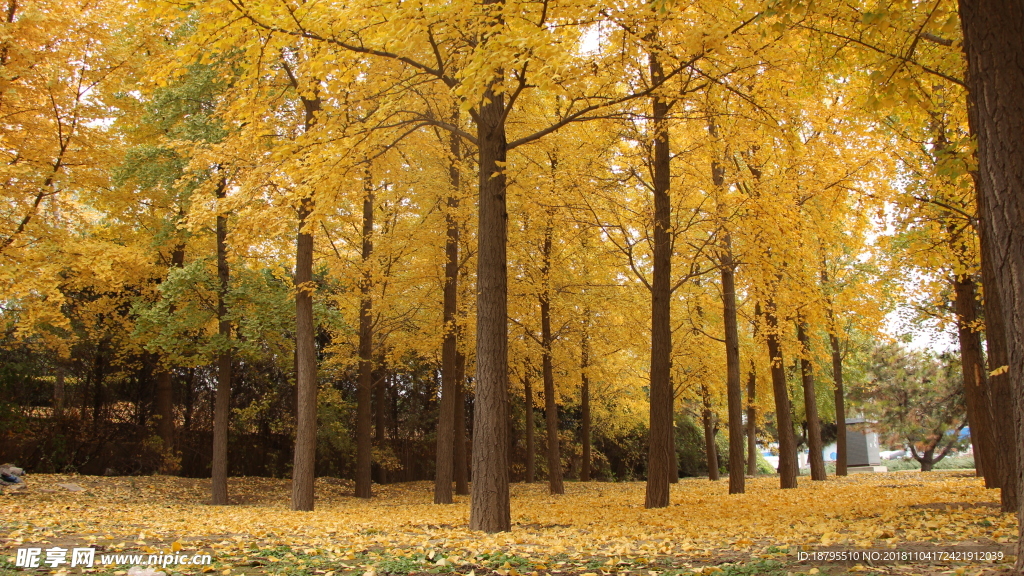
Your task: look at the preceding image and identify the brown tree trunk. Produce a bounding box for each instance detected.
[820,266,848,478]
[746,363,757,476]
[539,224,564,495]
[356,182,375,499]
[290,93,321,512]
[981,278,1018,508]
[952,273,996,484]
[212,178,233,505]
[469,57,511,532]
[155,244,185,454]
[702,387,720,481]
[54,367,65,418]
[720,237,744,494]
[524,367,536,483]
[434,128,461,504]
[958,0,1023,527]
[374,368,388,484]
[93,345,105,424]
[580,321,592,482]
[829,333,848,477]
[764,301,797,488]
[797,319,826,481]
[454,350,469,495]
[645,44,673,510]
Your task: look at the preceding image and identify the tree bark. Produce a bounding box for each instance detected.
[524,367,536,483]
[539,224,564,495]
[797,319,826,481]
[373,367,388,484]
[92,344,105,424]
[645,43,674,510]
[290,93,321,512]
[702,387,720,481]
[721,237,744,494]
[952,273,996,485]
[211,178,233,505]
[454,350,469,495]
[469,55,511,532]
[356,180,375,499]
[764,301,797,488]
[580,321,592,482]
[958,0,1023,527]
[746,363,757,476]
[54,367,65,418]
[819,266,848,477]
[434,128,461,504]
[155,244,185,455]
[829,333,847,477]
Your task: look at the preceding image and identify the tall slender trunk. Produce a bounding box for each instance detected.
[720,237,744,493]
[211,178,233,505]
[156,244,186,453]
[580,319,592,482]
[645,41,673,510]
[469,49,511,532]
[374,367,388,484]
[93,345,105,424]
[709,118,742,491]
[454,350,469,495]
[797,319,826,481]
[981,275,1017,506]
[958,0,1023,525]
[435,127,462,504]
[54,367,65,418]
[819,266,848,477]
[829,333,847,477]
[524,367,536,483]
[290,93,321,512]
[702,386,719,481]
[539,224,564,495]
[952,274,994,484]
[764,301,797,488]
[746,362,757,476]
[356,181,375,499]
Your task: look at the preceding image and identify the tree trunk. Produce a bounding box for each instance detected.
[829,333,847,477]
[524,367,536,483]
[211,179,233,505]
[540,225,564,495]
[958,0,1023,527]
[797,319,826,481]
[356,183,375,499]
[980,275,1018,508]
[820,266,848,478]
[54,367,65,418]
[764,301,797,488]
[702,388,720,481]
[468,59,511,532]
[920,448,936,472]
[721,238,744,494]
[374,367,388,484]
[92,345,105,424]
[435,129,461,504]
[645,43,674,510]
[155,244,186,454]
[581,323,592,482]
[290,93,321,512]
[454,350,469,495]
[952,273,996,485]
[746,363,757,476]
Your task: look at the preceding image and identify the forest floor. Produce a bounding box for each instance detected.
[0,471,1017,576]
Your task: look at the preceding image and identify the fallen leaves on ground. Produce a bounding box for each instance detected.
[0,471,1016,576]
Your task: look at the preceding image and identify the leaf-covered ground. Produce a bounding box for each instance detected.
[1,471,1017,576]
